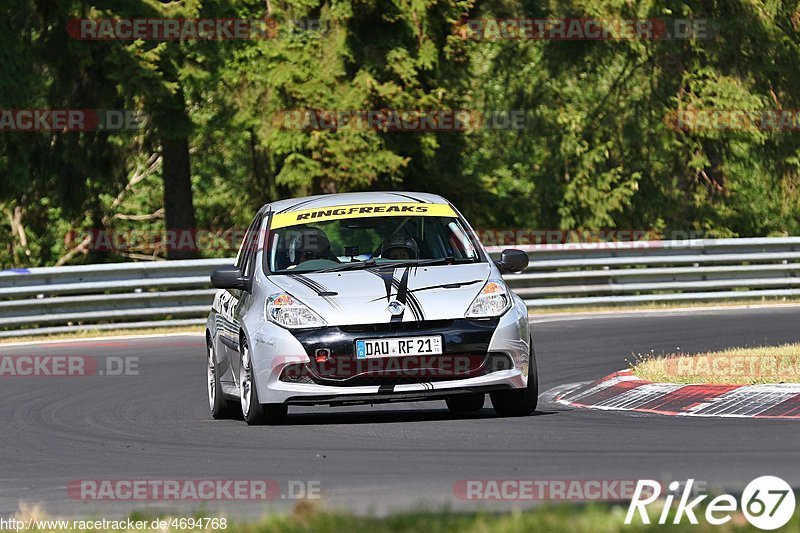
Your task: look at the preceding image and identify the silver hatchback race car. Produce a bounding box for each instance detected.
[206,192,536,424]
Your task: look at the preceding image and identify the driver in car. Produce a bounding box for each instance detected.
[381,235,419,260]
[288,228,333,267]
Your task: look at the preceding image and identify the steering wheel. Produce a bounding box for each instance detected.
[372,217,411,259]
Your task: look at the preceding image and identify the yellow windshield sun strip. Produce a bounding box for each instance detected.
[270,202,457,229]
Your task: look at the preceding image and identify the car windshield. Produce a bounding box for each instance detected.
[265,207,481,274]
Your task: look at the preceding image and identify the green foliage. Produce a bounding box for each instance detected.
[2,0,800,267]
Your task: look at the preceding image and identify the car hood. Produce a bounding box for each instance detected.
[268,263,493,326]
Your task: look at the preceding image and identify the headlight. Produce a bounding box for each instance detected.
[266,293,326,329]
[465,279,512,318]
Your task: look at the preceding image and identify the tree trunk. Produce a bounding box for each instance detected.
[161,137,198,260]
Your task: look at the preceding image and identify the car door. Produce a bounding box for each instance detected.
[224,212,264,384]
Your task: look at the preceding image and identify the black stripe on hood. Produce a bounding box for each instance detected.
[368,268,424,321]
[366,278,484,301]
[289,274,344,313]
[390,268,411,322]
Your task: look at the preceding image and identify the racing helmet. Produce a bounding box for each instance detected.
[288,227,332,263]
[381,234,419,260]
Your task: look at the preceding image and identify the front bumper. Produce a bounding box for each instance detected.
[271,369,524,406]
[287,318,505,385]
[246,299,530,405]
[285,382,515,407]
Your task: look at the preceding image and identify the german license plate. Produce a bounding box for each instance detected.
[355,336,443,359]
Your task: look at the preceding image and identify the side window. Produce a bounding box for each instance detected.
[236,214,262,277]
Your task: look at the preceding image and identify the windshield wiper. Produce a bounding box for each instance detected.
[374,257,477,270]
[318,256,477,273]
[318,259,378,273]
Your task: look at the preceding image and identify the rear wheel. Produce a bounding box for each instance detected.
[446,393,485,413]
[490,336,539,417]
[239,339,288,425]
[207,337,235,419]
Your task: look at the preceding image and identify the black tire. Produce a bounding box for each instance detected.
[490,336,539,417]
[240,339,288,426]
[446,393,485,413]
[208,337,235,419]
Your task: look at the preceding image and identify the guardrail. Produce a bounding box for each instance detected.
[1,237,799,337]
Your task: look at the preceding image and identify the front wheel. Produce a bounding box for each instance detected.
[490,336,539,417]
[239,340,288,425]
[208,338,235,419]
[446,393,485,413]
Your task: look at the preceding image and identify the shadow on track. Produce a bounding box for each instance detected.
[280,407,557,426]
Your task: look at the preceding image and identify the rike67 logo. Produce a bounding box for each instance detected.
[626,476,796,530]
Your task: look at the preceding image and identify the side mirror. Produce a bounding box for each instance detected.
[211,265,247,290]
[495,249,529,274]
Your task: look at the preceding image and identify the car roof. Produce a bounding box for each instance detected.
[267,191,450,213]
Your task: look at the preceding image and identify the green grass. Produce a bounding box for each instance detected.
[632,343,800,385]
[9,502,800,533]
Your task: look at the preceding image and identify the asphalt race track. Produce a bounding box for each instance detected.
[2,306,800,517]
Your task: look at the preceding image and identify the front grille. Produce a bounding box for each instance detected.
[339,320,453,333]
[279,352,514,386]
[286,318,503,387]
